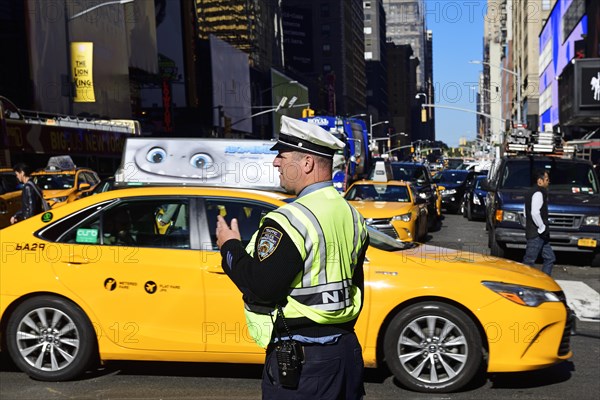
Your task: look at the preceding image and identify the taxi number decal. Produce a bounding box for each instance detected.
[15,243,46,251]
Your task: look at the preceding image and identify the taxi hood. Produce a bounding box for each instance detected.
[397,243,559,290]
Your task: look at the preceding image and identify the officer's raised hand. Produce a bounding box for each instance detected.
[216,215,240,249]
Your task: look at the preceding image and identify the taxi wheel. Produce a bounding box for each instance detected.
[6,296,98,381]
[384,301,483,393]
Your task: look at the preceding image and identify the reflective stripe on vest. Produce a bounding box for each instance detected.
[267,186,367,314]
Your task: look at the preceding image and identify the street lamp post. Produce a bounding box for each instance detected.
[230,96,291,128]
[469,60,521,124]
[370,119,389,154]
[64,0,135,115]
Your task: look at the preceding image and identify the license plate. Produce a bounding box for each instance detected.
[577,238,597,248]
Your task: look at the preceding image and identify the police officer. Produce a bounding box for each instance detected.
[216,116,369,399]
[523,169,555,275]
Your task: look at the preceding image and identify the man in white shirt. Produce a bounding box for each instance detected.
[522,169,555,275]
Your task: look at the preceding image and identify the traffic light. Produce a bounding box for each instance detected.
[302,108,315,118]
[421,108,427,122]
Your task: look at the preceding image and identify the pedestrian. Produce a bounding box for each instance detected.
[522,168,555,275]
[10,163,47,224]
[216,115,369,399]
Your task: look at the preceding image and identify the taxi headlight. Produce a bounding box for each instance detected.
[482,281,560,307]
[583,216,600,226]
[50,196,68,203]
[393,212,412,222]
[441,189,456,196]
[473,195,481,205]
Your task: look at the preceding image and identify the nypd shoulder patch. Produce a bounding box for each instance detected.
[257,227,283,261]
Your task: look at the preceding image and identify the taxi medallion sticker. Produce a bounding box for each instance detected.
[257,227,282,261]
[41,212,53,223]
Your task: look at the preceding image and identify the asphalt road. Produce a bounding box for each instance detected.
[1,214,599,399]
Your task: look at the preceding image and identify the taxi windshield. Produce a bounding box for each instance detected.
[345,184,411,202]
[33,174,75,190]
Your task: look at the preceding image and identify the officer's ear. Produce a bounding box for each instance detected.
[301,154,315,172]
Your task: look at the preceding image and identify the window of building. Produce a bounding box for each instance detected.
[323,64,332,72]
[364,52,373,60]
[364,27,372,35]
[364,2,371,9]
[542,0,552,10]
[322,24,331,35]
[321,4,330,17]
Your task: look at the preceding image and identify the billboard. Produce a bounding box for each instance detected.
[539,0,588,128]
[559,58,600,126]
[270,69,309,138]
[210,35,252,134]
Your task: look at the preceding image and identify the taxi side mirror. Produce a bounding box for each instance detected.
[79,183,91,190]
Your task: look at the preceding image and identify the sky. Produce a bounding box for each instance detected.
[425,0,486,147]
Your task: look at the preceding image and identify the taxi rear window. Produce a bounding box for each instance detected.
[37,200,115,242]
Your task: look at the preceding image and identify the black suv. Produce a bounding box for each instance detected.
[385,162,441,227]
[483,155,600,266]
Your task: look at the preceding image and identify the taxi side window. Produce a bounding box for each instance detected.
[59,199,191,249]
[205,199,273,250]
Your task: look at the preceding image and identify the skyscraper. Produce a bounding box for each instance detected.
[383,0,426,89]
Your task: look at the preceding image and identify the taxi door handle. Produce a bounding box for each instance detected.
[62,255,90,265]
[207,265,226,275]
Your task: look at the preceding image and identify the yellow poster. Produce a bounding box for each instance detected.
[71,42,95,102]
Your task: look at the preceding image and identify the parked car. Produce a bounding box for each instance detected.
[433,169,477,214]
[345,178,428,242]
[483,155,600,266]
[0,184,573,393]
[0,168,21,228]
[462,175,488,221]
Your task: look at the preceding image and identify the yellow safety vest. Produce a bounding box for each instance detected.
[244,185,368,348]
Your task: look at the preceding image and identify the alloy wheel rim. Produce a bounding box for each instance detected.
[15,307,80,372]
[397,315,468,384]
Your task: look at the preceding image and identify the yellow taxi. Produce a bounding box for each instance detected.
[344,179,428,242]
[0,184,574,392]
[0,168,21,229]
[31,157,100,208]
[0,138,573,393]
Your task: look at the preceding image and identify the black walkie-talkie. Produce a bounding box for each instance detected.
[275,340,304,388]
[272,305,304,388]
